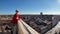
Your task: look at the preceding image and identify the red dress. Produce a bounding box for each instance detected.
[11,13,20,24]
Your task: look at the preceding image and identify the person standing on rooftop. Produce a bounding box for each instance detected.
[11,9,20,34]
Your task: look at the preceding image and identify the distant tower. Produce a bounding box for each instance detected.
[40,12,43,15]
[40,12,43,18]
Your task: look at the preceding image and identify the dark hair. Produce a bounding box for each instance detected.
[16,10,19,12]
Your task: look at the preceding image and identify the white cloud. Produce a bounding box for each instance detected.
[57,0,60,3]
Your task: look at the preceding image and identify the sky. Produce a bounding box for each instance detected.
[0,0,60,15]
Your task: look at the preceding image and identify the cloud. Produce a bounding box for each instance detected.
[57,0,60,3]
